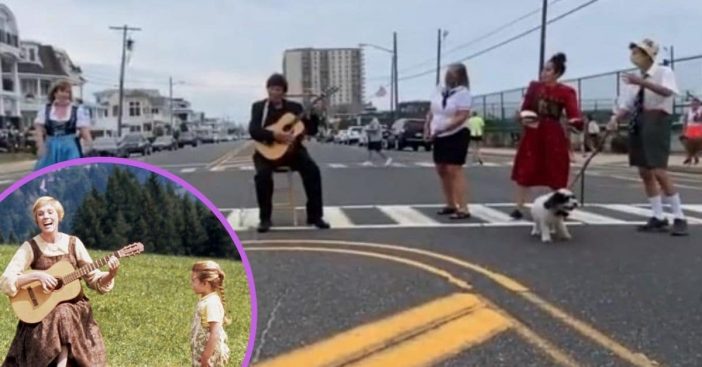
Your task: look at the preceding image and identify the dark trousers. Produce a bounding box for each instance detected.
[253,147,323,223]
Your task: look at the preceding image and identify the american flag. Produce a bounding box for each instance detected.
[375,86,387,97]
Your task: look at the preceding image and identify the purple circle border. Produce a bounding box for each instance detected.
[0,157,258,367]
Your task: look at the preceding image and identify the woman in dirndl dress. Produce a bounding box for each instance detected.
[0,196,120,367]
[34,79,92,171]
[681,97,702,165]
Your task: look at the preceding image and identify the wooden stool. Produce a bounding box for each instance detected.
[272,166,298,226]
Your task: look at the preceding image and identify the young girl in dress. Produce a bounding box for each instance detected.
[34,79,93,171]
[190,260,231,367]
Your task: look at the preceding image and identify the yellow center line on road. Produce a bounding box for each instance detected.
[246,246,580,367]
[207,140,253,169]
[347,307,510,367]
[245,240,662,367]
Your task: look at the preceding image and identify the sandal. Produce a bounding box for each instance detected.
[450,211,471,220]
[437,207,456,215]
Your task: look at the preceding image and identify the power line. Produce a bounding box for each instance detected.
[390,0,567,77]
[398,0,601,82]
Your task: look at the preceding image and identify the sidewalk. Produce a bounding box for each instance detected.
[481,148,702,174]
[0,159,36,176]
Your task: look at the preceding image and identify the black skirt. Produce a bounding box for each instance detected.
[433,128,470,165]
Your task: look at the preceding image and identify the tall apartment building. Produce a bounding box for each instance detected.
[283,48,364,114]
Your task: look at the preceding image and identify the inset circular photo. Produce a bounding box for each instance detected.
[0,158,256,367]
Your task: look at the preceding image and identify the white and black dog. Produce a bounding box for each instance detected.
[530,188,579,243]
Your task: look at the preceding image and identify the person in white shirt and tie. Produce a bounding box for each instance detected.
[607,38,688,236]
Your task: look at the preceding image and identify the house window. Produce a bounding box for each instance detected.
[40,80,51,96]
[129,101,141,117]
[143,107,150,115]
[21,79,37,96]
[152,108,159,114]
[112,105,119,116]
[103,110,108,118]
[29,48,36,62]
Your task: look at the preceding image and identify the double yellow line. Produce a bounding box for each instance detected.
[207,141,254,170]
[245,240,661,367]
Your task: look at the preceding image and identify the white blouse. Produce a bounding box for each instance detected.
[34,104,91,128]
[0,233,114,297]
[618,64,679,115]
[430,86,472,138]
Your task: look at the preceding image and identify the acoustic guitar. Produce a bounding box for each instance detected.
[255,86,339,161]
[10,242,144,324]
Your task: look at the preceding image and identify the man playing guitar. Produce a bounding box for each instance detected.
[248,73,330,233]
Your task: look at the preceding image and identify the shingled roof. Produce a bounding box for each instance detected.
[18,45,69,76]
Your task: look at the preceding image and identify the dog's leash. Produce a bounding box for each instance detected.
[567,128,614,190]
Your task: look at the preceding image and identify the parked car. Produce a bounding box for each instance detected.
[152,135,178,152]
[178,131,199,148]
[346,126,363,145]
[88,136,128,157]
[334,130,348,144]
[120,133,153,156]
[391,118,432,151]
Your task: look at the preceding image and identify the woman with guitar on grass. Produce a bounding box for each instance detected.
[248,73,331,233]
[0,196,121,367]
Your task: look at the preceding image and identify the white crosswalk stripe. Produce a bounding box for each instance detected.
[377,205,437,226]
[603,204,702,224]
[170,160,513,174]
[223,203,702,231]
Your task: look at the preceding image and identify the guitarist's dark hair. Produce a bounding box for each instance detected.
[266,73,288,93]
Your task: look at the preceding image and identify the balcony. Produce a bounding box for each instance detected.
[0,30,19,48]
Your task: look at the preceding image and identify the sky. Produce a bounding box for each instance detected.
[3,0,701,125]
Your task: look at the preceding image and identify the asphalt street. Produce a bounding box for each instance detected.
[1,141,701,366]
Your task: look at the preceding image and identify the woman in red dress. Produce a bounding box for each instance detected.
[510,53,583,219]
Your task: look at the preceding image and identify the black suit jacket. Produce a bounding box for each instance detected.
[248,99,320,144]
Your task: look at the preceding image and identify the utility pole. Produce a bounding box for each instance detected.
[393,32,398,121]
[670,45,675,70]
[436,28,442,85]
[169,76,174,130]
[538,0,548,76]
[109,24,141,138]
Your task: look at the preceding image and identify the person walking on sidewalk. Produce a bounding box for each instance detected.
[607,38,688,236]
[467,111,485,165]
[681,96,702,165]
[586,115,601,152]
[362,117,392,166]
[510,53,583,219]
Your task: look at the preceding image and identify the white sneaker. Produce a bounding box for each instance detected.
[362,161,374,166]
[385,157,393,166]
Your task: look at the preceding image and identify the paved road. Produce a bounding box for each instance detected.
[2,141,701,366]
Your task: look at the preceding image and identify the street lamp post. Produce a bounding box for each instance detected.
[359,35,398,122]
[169,77,185,133]
[538,0,548,76]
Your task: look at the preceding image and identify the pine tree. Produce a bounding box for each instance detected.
[107,211,130,250]
[163,184,184,254]
[180,197,207,256]
[72,192,103,248]
[8,232,18,245]
[200,203,238,259]
[0,231,5,244]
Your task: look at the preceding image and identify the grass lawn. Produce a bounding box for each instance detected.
[0,244,252,366]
